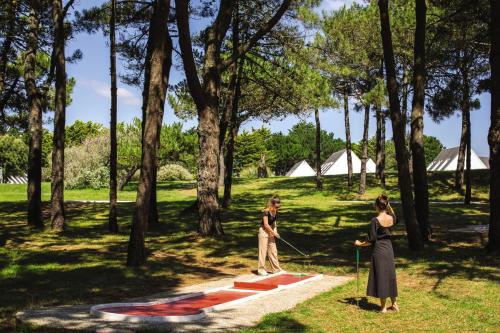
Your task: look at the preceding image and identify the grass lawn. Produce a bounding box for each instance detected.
[0,171,498,332]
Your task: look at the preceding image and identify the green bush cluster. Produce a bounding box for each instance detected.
[157,164,194,181]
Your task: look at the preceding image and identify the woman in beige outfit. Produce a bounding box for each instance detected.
[257,195,283,276]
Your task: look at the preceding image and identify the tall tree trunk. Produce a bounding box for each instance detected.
[464,107,472,205]
[376,59,386,189]
[401,67,409,133]
[487,0,500,252]
[25,2,43,229]
[456,66,470,194]
[376,106,382,179]
[176,0,290,236]
[359,103,370,195]
[314,108,323,190]
[375,103,386,188]
[343,90,353,190]
[410,0,431,241]
[222,61,243,208]
[218,1,238,189]
[176,0,232,236]
[456,109,467,193]
[51,0,67,231]
[127,0,172,267]
[0,0,17,118]
[378,0,423,250]
[108,0,118,233]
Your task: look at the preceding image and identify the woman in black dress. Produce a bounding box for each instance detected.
[354,194,399,313]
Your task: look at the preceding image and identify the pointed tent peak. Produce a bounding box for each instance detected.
[286,160,316,177]
[323,149,347,165]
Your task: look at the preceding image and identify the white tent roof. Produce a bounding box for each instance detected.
[427,147,488,171]
[322,149,376,175]
[286,160,316,177]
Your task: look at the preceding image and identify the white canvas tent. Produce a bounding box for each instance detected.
[427,147,488,171]
[321,149,376,176]
[286,160,316,177]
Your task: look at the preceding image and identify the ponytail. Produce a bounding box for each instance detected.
[375,193,394,215]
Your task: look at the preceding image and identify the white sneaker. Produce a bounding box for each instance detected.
[257,271,269,276]
[272,269,286,274]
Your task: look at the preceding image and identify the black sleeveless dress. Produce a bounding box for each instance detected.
[366,215,398,298]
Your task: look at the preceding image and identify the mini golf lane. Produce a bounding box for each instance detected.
[90,273,322,323]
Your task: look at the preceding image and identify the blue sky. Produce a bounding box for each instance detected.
[63,0,491,157]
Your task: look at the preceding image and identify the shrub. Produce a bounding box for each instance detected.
[157,164,193,181]
[63,132,110,189]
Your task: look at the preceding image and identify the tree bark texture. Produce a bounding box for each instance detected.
[25,2,43,229]
[109,0,119,232]
[378,0,423,250]
[127,0,172,266]
[359,104,370,195]
[51,0,67,231]
[487,0,500,252]
[315,108,323,190]
[410,0,431,241]
[343,90,353,190]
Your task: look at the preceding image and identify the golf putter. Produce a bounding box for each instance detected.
[277,236,309,258]
[356,246,360,308]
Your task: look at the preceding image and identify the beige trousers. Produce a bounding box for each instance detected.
[258,227,282,274]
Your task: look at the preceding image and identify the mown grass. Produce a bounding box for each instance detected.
[0,170,498,332]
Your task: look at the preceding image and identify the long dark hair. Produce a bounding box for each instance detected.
[375,194,395,216]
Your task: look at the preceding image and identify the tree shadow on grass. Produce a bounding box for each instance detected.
[339,297,380,312]
[249,312,309,333]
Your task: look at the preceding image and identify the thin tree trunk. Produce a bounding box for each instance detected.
[218,4,238,188]
[51,0,67,231]
[487,0,500,252]
[223,121,240,208]
[108,0,118,233]
[380,110,386,188]
[464,107,472,205]
[315,108,322,190]
[456,64,470,194]
[375,103,386,188]
[376,58,386,189]
[410,0,431,241]
[378,0,423,250]
[25,2,43,229]
[127,0,172,266]
[359,104,370,195]
[401,67,409,133]
[119,164,139,191]
[376,104,382,179]
[222,60,243,208]
[343,90,353,190]
[456,110,467,193]
[0,0,17,117]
